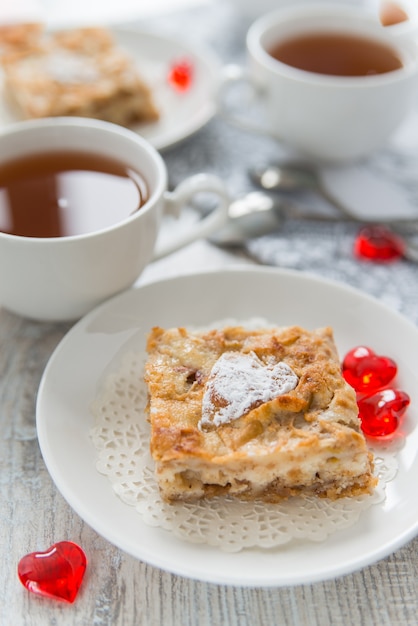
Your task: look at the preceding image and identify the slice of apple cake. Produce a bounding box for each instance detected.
[1,26,159,126]
[144,324,376,503]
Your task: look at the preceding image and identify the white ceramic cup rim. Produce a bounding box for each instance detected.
[0,116,167,243]
[247,3,418,87]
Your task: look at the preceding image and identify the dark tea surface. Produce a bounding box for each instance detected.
[0,150,148,237]
[380,2,409,26]
[268,32,404,77]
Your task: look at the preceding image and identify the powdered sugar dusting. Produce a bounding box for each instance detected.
[199,350,299,430]
[89,317,394,551]
[45,51,99,83]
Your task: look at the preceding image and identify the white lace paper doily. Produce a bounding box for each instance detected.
[90,347,401,553]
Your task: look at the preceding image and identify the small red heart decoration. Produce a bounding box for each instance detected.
[167,58,194,92]
[18,541,87,603]
[354,225,405,262]
[358,388,410,437]
[342,346,397,393]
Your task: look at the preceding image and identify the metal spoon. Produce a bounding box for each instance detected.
[207,191,282,246]
[249,161,362,220]
[206,190,369,246]
[249,160,418,232]
[204,189,418,262]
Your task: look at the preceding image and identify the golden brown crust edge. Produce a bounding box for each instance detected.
[145,325,377,503]
[0,26,159,126]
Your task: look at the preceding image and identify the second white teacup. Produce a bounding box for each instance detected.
[219,3,418,162]
[0,117,230,321]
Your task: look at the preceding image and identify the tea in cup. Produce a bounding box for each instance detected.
[0,117,230,321]
[218,3,418,161]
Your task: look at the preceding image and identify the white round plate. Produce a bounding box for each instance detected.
[39,0,209,29]
[36,267,418,587]
[0,27,220,151]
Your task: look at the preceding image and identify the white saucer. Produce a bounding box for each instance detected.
[0,27,220,151]
[36,267,418,586]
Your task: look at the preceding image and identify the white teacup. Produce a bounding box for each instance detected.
[219,3,418,162]
[0,117,230,321]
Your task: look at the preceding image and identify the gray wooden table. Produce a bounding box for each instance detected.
[2,3,418,624]
[2,247,418,625]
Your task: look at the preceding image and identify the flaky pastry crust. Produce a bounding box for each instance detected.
[145,325,376,503]
[0,26,159,126]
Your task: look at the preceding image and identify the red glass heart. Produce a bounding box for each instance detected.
[167,58,194,92]
[354,225,405,262]
[358,388,410,437]
[18,541,87,603]
[342,346,397,392]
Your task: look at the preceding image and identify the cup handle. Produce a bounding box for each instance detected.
[216,64,272,138]
[152,173,230,260]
